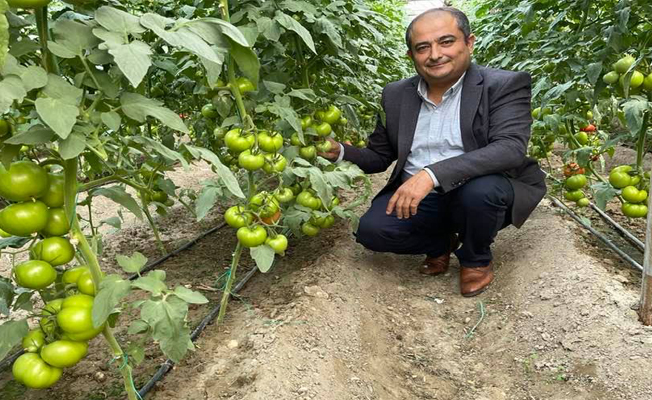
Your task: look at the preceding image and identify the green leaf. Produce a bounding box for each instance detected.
[195,18,250,47]
[308,168,332,206]
[3,125,54,145]
[132,270,168,296]
[250,245,275,273]
[101,111,121,131]
[42,74,83,103]
[183,145,245,199]
[92,186,143,220]
[116,251,148,274]
[108,41,153,88]
[0,75,27,114]
[95,6,146,35]
[195,185,221,221]
[0,319,28,360]
[121,92,189,133]
[47,41,76,59]
[0,278,13,315]
[51,19,101,56]
[542,81,574,103]
[288,88,316,102]
[131,136,189,169]
[622,97,648,135]
[173,286,208,304]
[268,103,302,137]
[315,16,342,48]
[92,275,132,328]
[17,66,48,92]
[58,131,87,160]
[592,182,619,210]
[230,43,260,89]
[127,320,149,334]
[263,80,286,94]
[586,62,602,86]
[140,295,193,363]
[276,12,316,53]
[35,98,79,139]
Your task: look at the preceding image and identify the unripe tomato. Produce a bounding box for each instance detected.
[574,132,589,145]
[321,105,342,124]
[265,234,288,254]
[299,145,317,160]
[300,116,312,130]
[236,77,255,93]
[12,353,62,389]
[316,140,332,153]
[62,293,94,309]
[613,54,635,74]
[22,329,46,353]
[0,201,49,236]
[262,153,287,174]
[318,214,335,228]
[13,260,56,290]
[301,222,320,237]
[565,174,587,190]
[41,208,70,237]
[621,186,648,203]
[609,166,633,189]
[150,190,169,203]
[57,306,95,334]
[237,225,267,247]
[0,119,11,137]
[224,206,253,229]
[76,269,96,295]
[62,265,89,284]
[576,198,590,207]
[0,227,12,237]
[290,132,303,146]
[644,73,652,91]
[603,71,619,85]
[201,104,218,119]
[622,202,648,218]
[238,150,265,171]
[620,71,645,88]
[314,122,332,137]
[31,237,75,266]
[297,191,322,210]
[0,161,49,202]
[257,131,284,153]
[564,190,584,202]
[40,340,88,368]
[224,128,255,153]
[274,188,294,203]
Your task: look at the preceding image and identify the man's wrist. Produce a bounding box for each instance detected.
[423,168,439,188]
[335,143,345,163]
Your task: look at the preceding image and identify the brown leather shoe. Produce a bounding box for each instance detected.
[460,264,493,297]
[420,234,460,276]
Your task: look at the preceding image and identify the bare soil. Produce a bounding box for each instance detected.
[2,156,652,400]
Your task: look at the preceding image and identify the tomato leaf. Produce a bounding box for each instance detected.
[251,245,276,273]
[3,125,54,145]
[173,286,208,304]
[95,6,146,35]
[58,131,87,159]
[287,88,316,102]
[132,270,168,296]
[230,43,260,89]
[315,16,342,48]
[121,92,189,133]
[92,275,132,328]
[0,319,28,360]
[195,185,221,221]
[622,97,649,136]
[116,251,148,274]
[0,75,27,114]
[276,12,316,54]
[183,145,245,199]
[592,182,619,211]
[35,98,79,139]
[101,111,121,131]
[586,62,602,86]
[93,186,144,220]
[108,41,153,88]
[140,296,193,363]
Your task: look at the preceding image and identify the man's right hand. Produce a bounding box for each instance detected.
[317,137,342,161]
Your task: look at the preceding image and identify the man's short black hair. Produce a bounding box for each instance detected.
[405,7,472,51]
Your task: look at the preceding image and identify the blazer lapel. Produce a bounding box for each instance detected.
[397,77,421,169]
[460,64,484,152]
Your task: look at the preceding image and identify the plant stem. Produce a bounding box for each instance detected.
[216,242,243,324]
[635,114,649,172]
[35,7,57,74]
[63,159,138,400]
[140,194,168,255]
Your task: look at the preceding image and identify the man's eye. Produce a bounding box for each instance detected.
[441,40,454,45]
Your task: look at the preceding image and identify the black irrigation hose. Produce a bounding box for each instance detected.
[0,349,24,372]
[550,196,643,271]
[137,265,260,399]
[588,202,646,252]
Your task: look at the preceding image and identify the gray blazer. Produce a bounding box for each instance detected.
[342,63,546,228]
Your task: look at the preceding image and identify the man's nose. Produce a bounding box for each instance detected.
[428,44,442,60]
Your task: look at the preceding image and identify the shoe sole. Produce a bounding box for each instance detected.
[461,282,491,297]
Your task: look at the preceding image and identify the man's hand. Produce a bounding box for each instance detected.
[317,137,341,161]
[386,170,435,219]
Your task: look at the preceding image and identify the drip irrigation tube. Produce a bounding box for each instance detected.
[0,349,24,372]
[137,265,260,398]
[550,196,643,271]
[588,202,645,252]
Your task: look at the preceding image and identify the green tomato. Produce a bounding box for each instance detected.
[13,260,56,290]
[41,208,70,237]
[0,201,49,237]
[250,192,279,218]
[257,131,284,153]
[574,132,589,145]
[338,117,348,125]
[62,293,94,309]
[224,128,255,153]
[236,77,255,93]
[330,196,340,207]
[151,190,169,203]
[564,190,584,202]
[316,140,332,153]
[0,161,49,202]
[62,266,89,284]
[613,54,635,74]
[12,353,62,389]
[262,153,287,174]
[290,132,303,146]
[274,188,294,203]
[314,122,332,137]
[576,198,590,207]
[620,70,645,88]
[300,116,313,130]
[40,340,88,368]
[565,174,587,190]
[318,214,335,228]
[76,270,96,296]
[238,149,265,171]
[296,191,322,210]
[603,71,619,85]
[0,227,10,238]
[299,145,317,161]
[57,306,95,334]
[622,202,648,218]
[621,186,648,203]
[224,206,253,229]
[301,222,320,237]
[31,237,75,266]
[0,118,11,137]
[22,329,46,353]
[265,234,288,255]
[236,225,268,247]
[320,105,342,124]
[201,103,218,119]
[644,73,652,91]
[7,0,52,8]
[609,166,633,189]
[213,127,226,140]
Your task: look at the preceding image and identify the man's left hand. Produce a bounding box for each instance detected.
[386,170,435,219]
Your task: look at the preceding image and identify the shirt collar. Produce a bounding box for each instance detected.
[417,72,466,104]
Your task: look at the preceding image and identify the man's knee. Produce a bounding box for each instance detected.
[457,175,514,210]
[356,211,405,252]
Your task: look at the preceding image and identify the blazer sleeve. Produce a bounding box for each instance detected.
[425,71,532,192]
[341,86,398,174]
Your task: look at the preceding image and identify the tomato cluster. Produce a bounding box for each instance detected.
[603,55,652,93]
[608,165,649,218]
[562,165,590,207]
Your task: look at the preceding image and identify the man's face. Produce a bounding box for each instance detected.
[407,12,475,86]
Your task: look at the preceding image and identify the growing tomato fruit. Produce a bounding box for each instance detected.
[564,190,584,202]
[22,329,46,353]
[151,190,169,203]
[320,105,342,125]
[299,145,317,160]
[31,237,75,266]
[224,206,253,228]
[250,192,280,218]
[620,70,645,88]
[7,0,52,8]
[609,165,634,189]
[622,202,648,218]
[338,117,348,125]
[274,188,294,203]
[260,209,281,225]
[316,140,332,153]
[644,73,652,91]
[602,71,619,85]
[301,222,320,237]
[262,153,287,174]
[565,174,587,190]
[0,227,12,237]
[0,161,49,202]
[613,54,635,74]
[257,131,284,153]
[290,132,304,146]
[40,340,88,368]
[0,119,11,137]
[236,77,255,93]
[62,293,95,309]
[0,200,49,236]
[314,122,332,137]
[12,353,62,389]
[237,225,267,247]
[76,270,95,295]
[621,186,648,203]
[41,208,70,237]
[224,128,255,153]
[300,116,313,130]
[576,198,590,207]
[13,260,56,290]
[201,103,218,119]
[563,163,584,177]
[238,150,265,171]
[317,214,335,228]
[297,191,322,210]
[62,265,89,284]
[57,307,95,336]
[266,234,288,255]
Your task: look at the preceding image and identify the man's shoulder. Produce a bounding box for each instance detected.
[383,76,419,93]
[472,64,531,85]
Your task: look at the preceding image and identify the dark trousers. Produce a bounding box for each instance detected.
[355,174,514,267]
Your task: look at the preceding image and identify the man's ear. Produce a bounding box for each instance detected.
[466,34,476,53]
[406,50,413,59]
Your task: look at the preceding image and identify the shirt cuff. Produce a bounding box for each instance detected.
[423,168,439,188]
[335,143,345,163]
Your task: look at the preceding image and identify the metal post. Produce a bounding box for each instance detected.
[639,173,652,325]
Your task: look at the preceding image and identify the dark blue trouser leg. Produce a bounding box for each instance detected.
[355,174,514,266]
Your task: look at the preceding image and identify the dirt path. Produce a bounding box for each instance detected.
[147,172,652,400]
